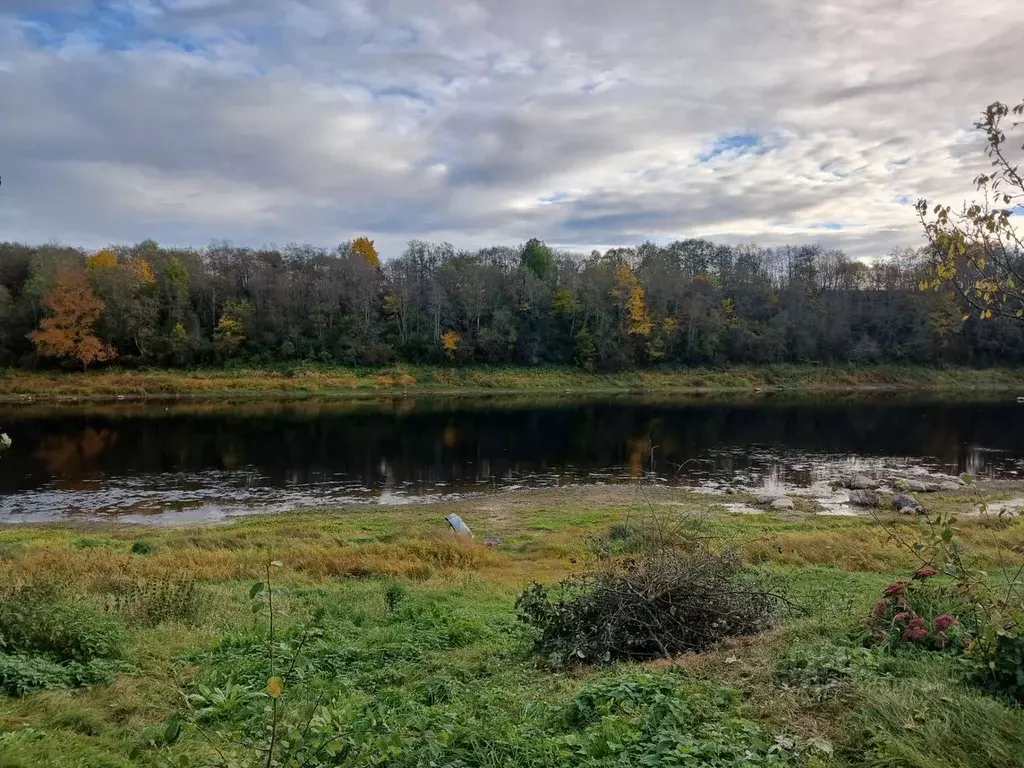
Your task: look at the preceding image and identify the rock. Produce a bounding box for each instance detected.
[847,474,876,490]
[902,479,930,493]
[899,506,927,516]
[770,497,795,510]
[848,489,878,506]
[756,493,781,505]
[892,493,921,511]
[929,481,962,492]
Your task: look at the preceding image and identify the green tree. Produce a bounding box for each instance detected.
[214,298,253,358]
[521,238,555,281]
[917,100,1024,320]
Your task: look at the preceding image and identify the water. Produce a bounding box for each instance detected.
[0,394,1022,523]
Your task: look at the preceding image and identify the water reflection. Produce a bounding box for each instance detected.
[0,394,1021,522]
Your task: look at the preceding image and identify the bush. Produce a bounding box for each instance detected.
[0,582,126,663]
[974,634,1024,705]
[861,568,974,652]
[517,532,786,666]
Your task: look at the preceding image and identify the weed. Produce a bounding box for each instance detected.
[104,578,206,627]
[383,579,407,614]
[130,541,153,556]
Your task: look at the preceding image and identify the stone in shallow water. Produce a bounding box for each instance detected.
[770,497,795,510]
[848,489,878,506]
[847,475,877,490]
[892,493,921,511]
[902,479,931,493]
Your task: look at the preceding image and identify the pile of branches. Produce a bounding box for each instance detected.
[517,532,788,666]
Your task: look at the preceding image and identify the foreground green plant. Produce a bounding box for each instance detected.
[0,581,129,696]
[869,509,1024,704]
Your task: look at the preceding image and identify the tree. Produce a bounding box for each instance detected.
[917,100,1024,320]
[213,297,252,358]
[522,239,555,281]
[352,237,381,269]
[29,267,115,370]
[441,330,460,361]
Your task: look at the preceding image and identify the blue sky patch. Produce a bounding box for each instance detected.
[698,133,764,163]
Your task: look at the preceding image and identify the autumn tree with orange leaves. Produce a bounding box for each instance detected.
[30,267,115,370]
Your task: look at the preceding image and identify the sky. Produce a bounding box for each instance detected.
[0,0,1021,260]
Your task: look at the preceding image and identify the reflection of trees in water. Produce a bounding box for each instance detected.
[33,427,117,487]
[0,400,1022,494]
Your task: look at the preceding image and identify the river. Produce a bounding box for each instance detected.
[0,393,1022,523]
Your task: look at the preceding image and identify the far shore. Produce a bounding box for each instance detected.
[0,363,1022,402]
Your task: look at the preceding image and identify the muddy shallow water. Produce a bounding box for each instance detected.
[1,393,1022,523]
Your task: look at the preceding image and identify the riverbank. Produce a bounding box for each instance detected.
[0,363,1022,401]
[1,486,1022,767]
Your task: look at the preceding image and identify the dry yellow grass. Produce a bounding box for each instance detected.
[1,363,1022,401]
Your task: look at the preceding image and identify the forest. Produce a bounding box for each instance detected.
[0,235,1021,372]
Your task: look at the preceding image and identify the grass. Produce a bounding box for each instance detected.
[1,363,1022,401]
[0,489,1023,766]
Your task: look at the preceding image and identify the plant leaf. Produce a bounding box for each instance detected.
[267,676,284,698]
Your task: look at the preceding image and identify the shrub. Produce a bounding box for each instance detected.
[861,569,974,652]
[0,582,126,663]
[517,533,786,666]
[974,634,1024,705]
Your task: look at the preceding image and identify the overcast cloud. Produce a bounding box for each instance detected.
[0,0,1021,258]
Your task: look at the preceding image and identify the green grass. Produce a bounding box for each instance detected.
[0,363,1022,401]
[0,494,1022,766]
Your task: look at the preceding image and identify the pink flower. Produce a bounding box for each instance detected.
[901,626,928,642]
[872,630,887,645]
[893,612,913,624]
[914,567,940,580]
[934,614,958,631]
[884,582,908,598]
[907,616,925,629]
[874,600,887,617]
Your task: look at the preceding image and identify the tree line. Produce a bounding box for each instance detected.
[0,234,1021,372]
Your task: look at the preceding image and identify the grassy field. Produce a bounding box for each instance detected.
[0,485,1023,767]
[0,363,1022,401]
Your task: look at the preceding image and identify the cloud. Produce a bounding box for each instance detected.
[0,0,1021,258]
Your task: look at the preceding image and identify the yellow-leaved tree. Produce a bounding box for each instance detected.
[611,265,654,337]
[441,330,461,361]
[352,237,381,269]
[85,249,118,271]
